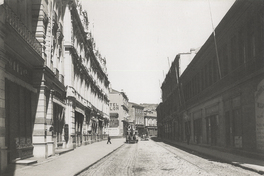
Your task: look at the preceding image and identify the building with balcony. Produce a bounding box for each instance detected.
[128,102,144,136]
[143,104,158,137]
[157,0,264,156]
[31,0,67,160]
[0,0,69,171]
[109,89,129,137]
[63,0,110,148]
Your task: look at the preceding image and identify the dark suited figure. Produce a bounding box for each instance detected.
[107,135,111,144]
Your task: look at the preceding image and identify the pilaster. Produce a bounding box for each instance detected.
[0,54,7,174]
[32,84,48,158]
[46,90,54,156]
[65,98,76,149]
[0,4,8,173]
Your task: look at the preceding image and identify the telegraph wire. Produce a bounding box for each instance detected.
[208,0,222,80]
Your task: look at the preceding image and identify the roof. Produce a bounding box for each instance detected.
[129,102,144,109]
[109,89,120,94]
[110,88,129,101]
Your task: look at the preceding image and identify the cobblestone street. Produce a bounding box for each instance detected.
[78,139,261,176]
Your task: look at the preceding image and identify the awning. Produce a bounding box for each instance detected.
[110,113,119,118]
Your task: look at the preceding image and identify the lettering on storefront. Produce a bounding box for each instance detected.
[110,103,119,111]
[255,80,264,150]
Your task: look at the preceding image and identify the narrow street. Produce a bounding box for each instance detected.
[77,139,260,176]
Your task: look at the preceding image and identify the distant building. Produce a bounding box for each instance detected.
[140,104,158,137]
[128,102,144,136]
[144,109,157,136]
[109,89,129,137]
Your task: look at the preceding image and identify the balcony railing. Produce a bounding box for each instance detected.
[59,74,64,84]
[4,4,42,56]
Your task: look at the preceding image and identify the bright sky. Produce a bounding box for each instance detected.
[80,0,235,104]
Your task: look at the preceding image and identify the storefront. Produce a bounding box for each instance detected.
[5,79,34,162]
[205,104,219,146]
[75,111,84,146]
[53,103,65,148]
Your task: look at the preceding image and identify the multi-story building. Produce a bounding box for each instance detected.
[128,102,144,136]
[157,49,197,140]
[143,105,158,137]
[157,0,264,156]
[109,89,129,137]
[63,0,109,149]
[0,0,110,173]
[0,0,67,171]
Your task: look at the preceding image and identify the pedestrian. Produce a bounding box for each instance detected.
[107,135,111,144]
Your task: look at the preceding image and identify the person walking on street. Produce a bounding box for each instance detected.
[107,135,111,144]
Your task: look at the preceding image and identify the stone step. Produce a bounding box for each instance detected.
[14,159,37,165]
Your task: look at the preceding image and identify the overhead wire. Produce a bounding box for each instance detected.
[208,0,222,80]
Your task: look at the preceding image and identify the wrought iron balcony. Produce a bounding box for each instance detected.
[4,4,42,56]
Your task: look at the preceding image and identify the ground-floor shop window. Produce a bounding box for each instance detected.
[206,115,218,146]
[233,109,242,148]
[5,79,33,162]
[194,118,202,144]
[53,103,65,145]
[225,109,242,148]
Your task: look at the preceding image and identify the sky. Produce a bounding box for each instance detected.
[80,0,236,104]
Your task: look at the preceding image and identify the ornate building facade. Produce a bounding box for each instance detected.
[63,0,110,149]
[0,0,110,173]
[0,0,45,172]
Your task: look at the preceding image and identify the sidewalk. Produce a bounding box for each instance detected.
[160,138,264,175]
[3,138,125,176]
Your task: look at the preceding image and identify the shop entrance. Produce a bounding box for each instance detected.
[75,111,84,146]
[194,118,202,144]
[206,115,218,146]
[53,103,65,148]
[5,79,33,162]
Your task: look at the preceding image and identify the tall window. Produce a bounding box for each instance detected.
[238,29,245,65]
[231,35,238,70]
[247,20,256,60]
[220,45,229,77]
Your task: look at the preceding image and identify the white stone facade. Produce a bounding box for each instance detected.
[0,0,110,173]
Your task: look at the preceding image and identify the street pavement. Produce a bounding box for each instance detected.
[2,137,264,176]
[2,138,125,176]
[161,138,264,175]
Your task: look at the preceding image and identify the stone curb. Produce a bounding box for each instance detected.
[73,143,125,176]
[162,139,264,175]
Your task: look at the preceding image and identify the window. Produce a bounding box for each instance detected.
[231,35,238,70]
[238,29,245,65]
[247,20,256,60]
